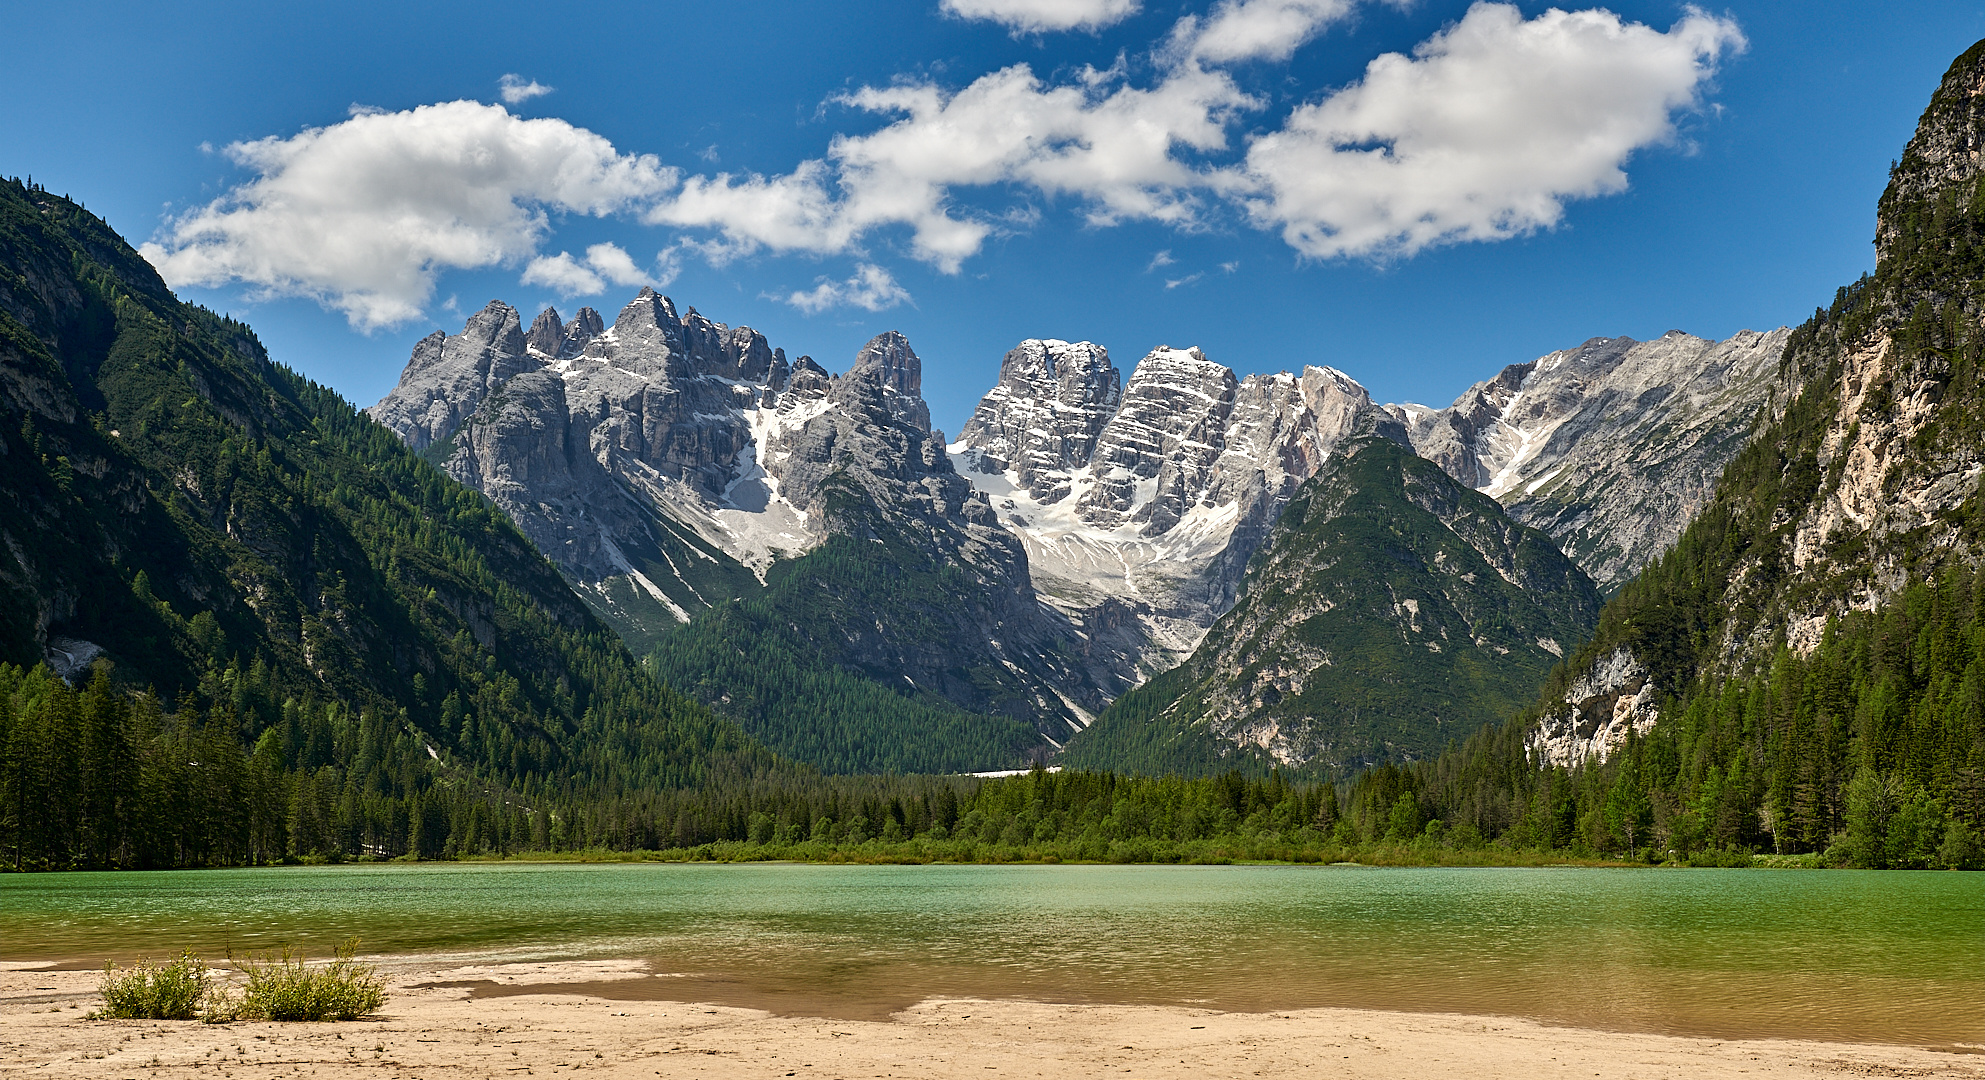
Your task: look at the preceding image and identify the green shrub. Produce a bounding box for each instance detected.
[235,939,386,1022]
[95,952,211,1020]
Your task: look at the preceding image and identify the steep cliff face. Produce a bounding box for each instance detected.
[1390,328,1789,591]
[1528,39,1985,766]
[953,342,1404,675]
[1060,436,1602,777]
[958,339,1121,505]
[369,301,542,456]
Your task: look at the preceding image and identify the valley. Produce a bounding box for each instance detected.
[2,27,1983,878]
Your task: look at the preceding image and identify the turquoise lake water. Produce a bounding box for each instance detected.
[3,863,1980,1044]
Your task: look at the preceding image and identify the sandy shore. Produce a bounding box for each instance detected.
[3,959,1979,1080]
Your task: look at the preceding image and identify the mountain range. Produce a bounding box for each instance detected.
[368,271,1788,772]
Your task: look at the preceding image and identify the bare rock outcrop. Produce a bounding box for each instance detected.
[1390,329,1790,591]
[953,342,1405,675]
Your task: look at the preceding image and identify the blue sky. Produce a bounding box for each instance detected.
[6,1,1982,431]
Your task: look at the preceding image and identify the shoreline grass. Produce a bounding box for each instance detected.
[91,941,385,1023]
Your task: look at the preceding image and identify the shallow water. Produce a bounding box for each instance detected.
[4,862,1980,1044]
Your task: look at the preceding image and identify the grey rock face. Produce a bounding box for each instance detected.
[957,339,1121,504]
[1527,647,1658,768]
[368,290,791,648]
[447,368,636,584]
[1077,347,1239,531]
[769,332,974,524]
[368,300,538,453]
[372,301,1118,742]
[559,289,769,502]
[1389,328,1790,590]
[526,305,604,358]
[952,342,1405,676]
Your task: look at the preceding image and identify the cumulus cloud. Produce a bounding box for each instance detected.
[942,0,1139,33]
[1171,0,1358,64]
[521,242,654,297]
[144,3,1745,325]
[140,101,674,329]
[648,62,1255,271]
[1241,3,1745,259]
[1146,249,1176,270]
[498,74,554,105]
[779,263,912,314]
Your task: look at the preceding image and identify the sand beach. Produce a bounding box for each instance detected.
[3,958,1979,1080]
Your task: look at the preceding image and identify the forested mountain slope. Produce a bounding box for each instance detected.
[1060,434,1601,779]
[1381,39,1985,868]
[0,178,768,868]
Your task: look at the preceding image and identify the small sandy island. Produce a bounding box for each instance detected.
[3,959,1979,1080]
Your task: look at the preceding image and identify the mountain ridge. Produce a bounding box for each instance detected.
[1061,433,1603,778]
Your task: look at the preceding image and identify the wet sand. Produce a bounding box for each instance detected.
[3,959,1980,1080]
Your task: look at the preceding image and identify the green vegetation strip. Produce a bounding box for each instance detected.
[93,940,385,1023]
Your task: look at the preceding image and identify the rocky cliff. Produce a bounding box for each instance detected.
[1390,328,1789,591]
[953,341,1404,675]
[370,291,778,650]
[1060,435,1602,777]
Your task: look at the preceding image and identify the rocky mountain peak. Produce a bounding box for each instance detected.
[953,339,1406,678]
[1075,346,1240,530]
[681,306,780,384]
[465,299,527,356]
[957,339,1121,503]
[562,307,603,355]
[593,288,684,364]
[1877,39,1985,265]
[844,331,931,430]
[525,305,606,359]
[785,355,830,401]
[526,307,564,355]
[370,300,538,453]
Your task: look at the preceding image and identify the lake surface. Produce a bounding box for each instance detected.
[3,862,1980,1045]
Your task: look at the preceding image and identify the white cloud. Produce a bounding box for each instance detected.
[1164,272,1203,288]
[779,263,912,314]
[1171,0,1358,64]
[521,242,655,297]
[498,74,554,105]
[942,0,1139,33]
[647,62,1256,272]
[140,100,674,329]
[143,4,1746,323]
[581,242,650,287]
[1241,3,1744,259]
[1146,249,1176,270]
[521,251,605,296]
